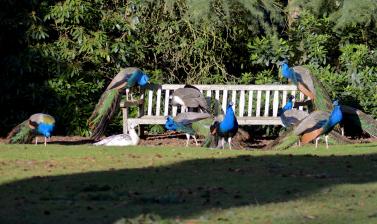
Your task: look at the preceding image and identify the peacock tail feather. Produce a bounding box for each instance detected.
[202,133,219,148]
[329,132,354,144]
[311,74,332,112]
[88,88,122,140]
[6,120,34,144]
[175,123,195,136]
[341,105,377,137]
[192,118,212,137]
[265,127,300,150]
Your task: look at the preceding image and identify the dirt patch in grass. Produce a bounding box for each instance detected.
[2,134,375,149]
[0,132,271,149]
[44,133,271,150]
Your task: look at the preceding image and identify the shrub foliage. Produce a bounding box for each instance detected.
[1,0,376,136]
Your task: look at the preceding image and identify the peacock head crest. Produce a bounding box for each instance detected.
[278,59,289,67]
[225,102,235,115]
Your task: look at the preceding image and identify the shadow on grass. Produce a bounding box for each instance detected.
[1,153,377,223]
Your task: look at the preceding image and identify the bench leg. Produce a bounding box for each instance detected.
[138,125,146,139]
[122,108,128,134]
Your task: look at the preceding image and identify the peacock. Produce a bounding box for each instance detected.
[297,100,343,148]
[278,95,309,127]
[277,95,295,116]
[93,122,139,146]
[170,84,211,113]
[210,102,238,149]
[279,60,316,100]
[88,67,149,140]
[266,65,376,150]
[280,109,309,128]
[6,113,55,146]
[165,112,211,147]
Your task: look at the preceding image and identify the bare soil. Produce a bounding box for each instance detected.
[0,133,272,150]
[2,134,375,150]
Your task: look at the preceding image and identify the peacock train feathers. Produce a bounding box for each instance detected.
[88,67,149,140]
[7,113,55,145]
[165,112,211,147]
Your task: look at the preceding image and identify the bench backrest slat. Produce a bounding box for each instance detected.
[239,90,245,117]
[163,89,170,116]
[222,90,228,114]
[256,90,262,117]
[272,90,279,117]
[123,84,306,120]
[247,90,253,116]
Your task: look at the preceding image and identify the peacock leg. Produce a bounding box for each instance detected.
[185,133,190,147]
[44,137,47,146]
[341,127,345,136]
[228,137,232,150]
[35,137,38,145]
[193,135,198,146]
[298,139,301,147]
[315,137,320,148]
[325,135,329,149]
[221,137,225,149]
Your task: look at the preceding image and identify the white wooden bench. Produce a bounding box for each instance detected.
[120,84,307,134]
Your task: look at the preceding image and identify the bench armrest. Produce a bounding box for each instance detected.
[120,99,145,108]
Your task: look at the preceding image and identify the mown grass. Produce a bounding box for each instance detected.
[1,143,377,224]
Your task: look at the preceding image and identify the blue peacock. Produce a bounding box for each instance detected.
[210,102,238,149]
[296,100,343,148]
[278,95,309,127]
[7,113,55,146]
[88,67,149,140]
[279,60,316,100]
[165,112,211,147]
[278,95,294,116]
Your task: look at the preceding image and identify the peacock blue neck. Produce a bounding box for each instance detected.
[282,99,293,112]
[165,117,177,131]
[137,71,149,87]
[281,64,291,78]
[37,123,54,137]
[281,63,297,84]
[323,105,343,133]
[219,105,236,132]
[328,105,342,127]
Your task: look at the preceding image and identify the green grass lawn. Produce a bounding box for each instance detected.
[1,143,377,224]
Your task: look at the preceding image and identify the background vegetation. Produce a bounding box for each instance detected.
[1,0,377,136]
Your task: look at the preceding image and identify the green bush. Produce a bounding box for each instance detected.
[1,1,377,137]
